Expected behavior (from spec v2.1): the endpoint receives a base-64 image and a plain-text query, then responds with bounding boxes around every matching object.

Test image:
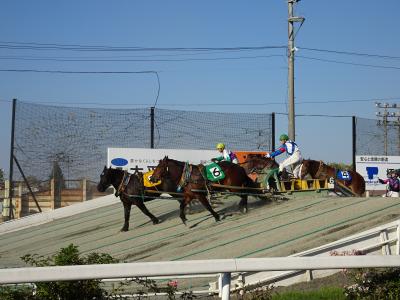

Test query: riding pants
[279,150,303,178]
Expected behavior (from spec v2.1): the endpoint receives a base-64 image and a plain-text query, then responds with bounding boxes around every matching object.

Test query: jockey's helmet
[279,134,289,141]
[216,143,225,150]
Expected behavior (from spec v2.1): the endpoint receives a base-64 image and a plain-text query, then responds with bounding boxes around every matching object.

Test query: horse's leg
[135,200,160,225]
[238,195,248,214]
[121,201,131,232]
[197,194,220,222]
[179,197,189,225]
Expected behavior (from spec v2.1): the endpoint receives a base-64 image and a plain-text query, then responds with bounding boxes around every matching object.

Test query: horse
[300,159,366,196]
[241,154,278,174]
[240,155,288,191]
[150,156,258,224]
[97,166,179,231]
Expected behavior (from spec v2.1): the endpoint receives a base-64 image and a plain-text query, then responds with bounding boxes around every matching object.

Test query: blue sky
[1,0,399,176]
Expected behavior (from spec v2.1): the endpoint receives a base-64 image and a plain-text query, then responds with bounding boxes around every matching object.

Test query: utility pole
[376,102,400,156]
[287,0,304,140]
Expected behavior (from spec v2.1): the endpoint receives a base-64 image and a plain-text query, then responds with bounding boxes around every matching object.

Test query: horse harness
[115,170,145,199]
[177,162,207,188]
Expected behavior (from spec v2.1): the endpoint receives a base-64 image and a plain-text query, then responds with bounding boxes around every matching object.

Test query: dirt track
[1,193,399,269]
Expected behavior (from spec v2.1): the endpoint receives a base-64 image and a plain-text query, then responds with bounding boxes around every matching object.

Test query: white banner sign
[356,155,400,191]
[107,148,217,174]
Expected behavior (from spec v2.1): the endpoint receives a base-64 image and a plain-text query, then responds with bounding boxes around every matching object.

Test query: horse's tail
[359,173,366,195]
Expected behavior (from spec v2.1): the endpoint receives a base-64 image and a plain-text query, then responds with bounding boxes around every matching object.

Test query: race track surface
[1,193,399,269]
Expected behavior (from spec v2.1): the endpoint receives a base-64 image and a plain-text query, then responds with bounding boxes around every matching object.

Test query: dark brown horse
[300,160,365,196]
[241,155,278,174]
[97,166,179,231]
[240,155,289,190]
[150,156,258,224]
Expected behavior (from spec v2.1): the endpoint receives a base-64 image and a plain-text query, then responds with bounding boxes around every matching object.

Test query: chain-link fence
[355,117,400,156]
[12,101,274,183]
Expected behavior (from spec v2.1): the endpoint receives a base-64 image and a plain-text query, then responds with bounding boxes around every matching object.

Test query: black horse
[97,166,179,231]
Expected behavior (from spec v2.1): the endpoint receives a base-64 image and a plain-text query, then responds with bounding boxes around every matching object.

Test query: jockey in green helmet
[212,143,238,164]
[265,133,303,178]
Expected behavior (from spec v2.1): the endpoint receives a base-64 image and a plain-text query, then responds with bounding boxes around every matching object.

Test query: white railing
[1,256,400,300]
[218,220,400,291]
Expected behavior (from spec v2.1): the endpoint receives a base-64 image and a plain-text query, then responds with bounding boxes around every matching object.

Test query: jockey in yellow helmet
[212,143,238,164]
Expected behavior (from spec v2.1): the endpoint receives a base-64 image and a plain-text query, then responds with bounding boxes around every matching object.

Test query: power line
[0,41,286,52]
[0,69,159,74]
[300,47,400,60]
[0,54,285,63]
[10,97,397,107]
[276,112,352,118]
[297,55,400,70]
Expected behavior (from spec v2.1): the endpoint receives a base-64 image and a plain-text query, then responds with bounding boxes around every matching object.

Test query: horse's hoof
[152,219,160,225]
[120,227,129,232]
[215,215,221,222]
[241,207,248,214]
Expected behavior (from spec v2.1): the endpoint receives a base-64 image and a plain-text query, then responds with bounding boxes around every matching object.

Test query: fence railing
[0,256,399,300]
[1,179,112,220]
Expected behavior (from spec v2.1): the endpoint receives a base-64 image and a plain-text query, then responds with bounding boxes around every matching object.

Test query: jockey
[379,170,400,198]
[265,134,303,178]
[212,143,238,164]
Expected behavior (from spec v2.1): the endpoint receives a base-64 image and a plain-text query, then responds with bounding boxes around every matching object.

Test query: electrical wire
[297,55,400,70]
[0,54,285,63]
[0,41,286,52]
[300,47,400,60]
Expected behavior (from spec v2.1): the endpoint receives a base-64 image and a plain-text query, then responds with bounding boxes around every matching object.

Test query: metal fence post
[352,116,356,171]
[271,112,276,151]
[221,272,231,300]
[150,107,155,148]
[8,98,17,219]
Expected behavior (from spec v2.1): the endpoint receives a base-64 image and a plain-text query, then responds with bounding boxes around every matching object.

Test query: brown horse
[150,156,258,224]
[241,155,278,174]
[240,155,290,191]
[97,166,180,231]
[300,160,365,196]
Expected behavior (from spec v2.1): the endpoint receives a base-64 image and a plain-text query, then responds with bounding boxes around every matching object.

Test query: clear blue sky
[1,0,399,176]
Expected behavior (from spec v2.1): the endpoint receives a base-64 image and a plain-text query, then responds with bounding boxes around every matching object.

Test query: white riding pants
[279,150,303,178]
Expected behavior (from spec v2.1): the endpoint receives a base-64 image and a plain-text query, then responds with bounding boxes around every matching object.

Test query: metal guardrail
[1,256,400,300]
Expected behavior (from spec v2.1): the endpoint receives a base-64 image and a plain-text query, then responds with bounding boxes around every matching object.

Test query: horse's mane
[165,157,185,166]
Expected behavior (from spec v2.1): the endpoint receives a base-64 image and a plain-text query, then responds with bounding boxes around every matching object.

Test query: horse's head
[150,156,169,183]
[242,155,277,174]
[300,159,327,179]
[300,159,311,179]
[97,166,113,192]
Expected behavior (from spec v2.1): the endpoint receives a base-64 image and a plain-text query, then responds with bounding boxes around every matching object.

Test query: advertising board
[356,155,400,191]
[107,148,217,174]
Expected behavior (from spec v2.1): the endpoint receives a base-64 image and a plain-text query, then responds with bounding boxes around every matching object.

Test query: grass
[272,286,346,300]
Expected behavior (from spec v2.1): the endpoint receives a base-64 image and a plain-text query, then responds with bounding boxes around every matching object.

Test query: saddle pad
[205,163,225,182]
[143,170,161,187]
[337,170,352,181]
